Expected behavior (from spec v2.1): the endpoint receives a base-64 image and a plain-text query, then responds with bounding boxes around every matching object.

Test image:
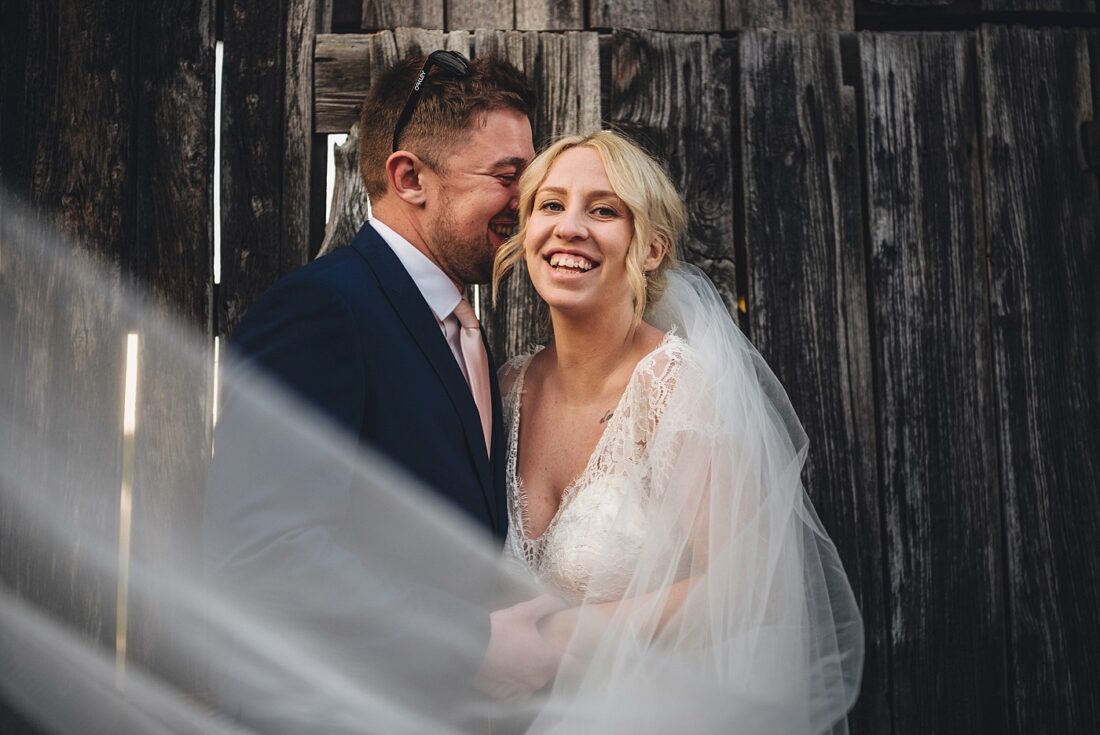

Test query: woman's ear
[385,151,427,205]
[642,236,668,273]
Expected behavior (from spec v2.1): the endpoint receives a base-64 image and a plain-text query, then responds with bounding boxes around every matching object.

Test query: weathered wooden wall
[1,0,1098,733]
[739,30,886,734]
[862,31,1005,733]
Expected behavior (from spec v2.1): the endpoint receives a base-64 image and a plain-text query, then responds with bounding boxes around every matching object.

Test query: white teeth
[549,253,594,271]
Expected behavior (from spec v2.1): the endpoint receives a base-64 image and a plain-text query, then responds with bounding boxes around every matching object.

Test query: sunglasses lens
[432,51,471,76]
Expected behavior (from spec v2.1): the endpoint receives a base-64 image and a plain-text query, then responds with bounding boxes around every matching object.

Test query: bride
[492,130,864,733]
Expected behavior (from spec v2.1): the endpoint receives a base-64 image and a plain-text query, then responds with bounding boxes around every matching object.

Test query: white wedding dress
[502,331,689,605]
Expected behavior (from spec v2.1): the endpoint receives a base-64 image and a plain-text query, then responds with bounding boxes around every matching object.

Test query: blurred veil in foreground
[0,191,863,734]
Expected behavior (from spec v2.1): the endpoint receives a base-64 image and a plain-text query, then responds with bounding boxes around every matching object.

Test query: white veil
[0,196,861,733]
[529,264,864,733]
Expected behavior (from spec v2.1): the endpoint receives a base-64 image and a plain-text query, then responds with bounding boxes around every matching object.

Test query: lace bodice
[501,333,687,604]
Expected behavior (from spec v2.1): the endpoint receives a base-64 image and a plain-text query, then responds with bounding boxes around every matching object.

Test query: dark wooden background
[2,1,1098,733]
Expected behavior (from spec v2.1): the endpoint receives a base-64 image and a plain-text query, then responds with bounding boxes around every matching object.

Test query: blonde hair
[492,130,686,326]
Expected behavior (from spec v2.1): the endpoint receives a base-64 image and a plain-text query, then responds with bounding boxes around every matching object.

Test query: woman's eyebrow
[535,186,621,200]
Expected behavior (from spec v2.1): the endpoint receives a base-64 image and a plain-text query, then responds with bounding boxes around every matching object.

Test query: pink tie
[453,298,492,456]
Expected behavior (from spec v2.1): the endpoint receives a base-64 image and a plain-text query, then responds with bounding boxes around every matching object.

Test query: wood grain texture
[287,1,326,261]
[611,30,738,314]
[740,30,882,735]
[0,0,131,653]
[315,30,471,133]
[516,0,585,29]
[125,0,215,679]
[471,30,600,361]
[317,125,371,257]
[981,0,1094,11]
[590,0,721,32]
[393,27,472,59]
[726,0,853,30]
[315,33,388,134]
[0,0,214,688]
[979,25,1100,733]
[362,0,443,30]
[861,31,1004,735]
[448,0,513,30]
[221,0,328,338]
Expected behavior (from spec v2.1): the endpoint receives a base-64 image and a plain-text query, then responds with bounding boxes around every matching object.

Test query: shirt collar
[370,217,462,322]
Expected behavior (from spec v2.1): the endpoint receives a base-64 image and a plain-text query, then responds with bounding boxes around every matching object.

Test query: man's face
[422,108,534,286]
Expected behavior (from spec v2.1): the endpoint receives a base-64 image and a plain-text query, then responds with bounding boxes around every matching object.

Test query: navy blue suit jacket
[210,220,506,534]
[203,221,506,716]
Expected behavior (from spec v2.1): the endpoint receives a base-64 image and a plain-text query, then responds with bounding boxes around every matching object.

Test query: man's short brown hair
[357,54,536,200]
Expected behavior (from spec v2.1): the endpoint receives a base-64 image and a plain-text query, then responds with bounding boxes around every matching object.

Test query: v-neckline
[508,332,673,543]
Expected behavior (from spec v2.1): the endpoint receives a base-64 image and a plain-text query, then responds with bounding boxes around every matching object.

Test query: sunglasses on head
[391,50,473,153]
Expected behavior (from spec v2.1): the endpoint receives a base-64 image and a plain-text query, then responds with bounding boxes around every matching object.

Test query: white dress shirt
[369,218,472,384]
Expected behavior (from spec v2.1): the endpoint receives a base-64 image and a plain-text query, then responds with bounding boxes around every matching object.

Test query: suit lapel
[351,225,498,530]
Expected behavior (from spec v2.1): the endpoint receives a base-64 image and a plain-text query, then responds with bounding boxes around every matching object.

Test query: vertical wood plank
[288,1,326,260]
[220,0,320,339]
[0,0,133,654]
[590,0,721,32]
[362,0,443,30]
[125,0,215,683]
[516,0,585,29]
[727,0,853,29]
[979,25,1100,733]
[861,30,1005,735]
[472,30,600,361]
[449,0,514,30]
[740,30,884,735]
[611,30,738,314]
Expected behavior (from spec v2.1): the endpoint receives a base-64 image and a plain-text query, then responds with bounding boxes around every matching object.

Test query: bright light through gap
[116,332,140,682]
[214,41,223,285]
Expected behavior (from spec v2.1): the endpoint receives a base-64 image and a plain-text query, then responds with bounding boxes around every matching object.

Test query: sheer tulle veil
[0,191,861,733]
[526,263,864,733]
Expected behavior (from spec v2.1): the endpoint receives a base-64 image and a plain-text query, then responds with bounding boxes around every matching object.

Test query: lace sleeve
[497,352,534,416]
[631,336,706,497]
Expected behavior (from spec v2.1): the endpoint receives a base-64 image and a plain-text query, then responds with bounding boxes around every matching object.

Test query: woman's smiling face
[523,146,637,317]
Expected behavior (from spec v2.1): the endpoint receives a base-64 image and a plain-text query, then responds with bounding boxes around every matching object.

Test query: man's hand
[475,594,567,699]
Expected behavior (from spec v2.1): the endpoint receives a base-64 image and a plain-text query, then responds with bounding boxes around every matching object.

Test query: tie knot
[453,298,480,331]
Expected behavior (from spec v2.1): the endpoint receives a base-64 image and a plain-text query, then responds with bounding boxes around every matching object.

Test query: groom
[204,52,560,717]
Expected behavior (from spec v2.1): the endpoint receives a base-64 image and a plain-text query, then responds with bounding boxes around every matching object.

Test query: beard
[429,197,497,287]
